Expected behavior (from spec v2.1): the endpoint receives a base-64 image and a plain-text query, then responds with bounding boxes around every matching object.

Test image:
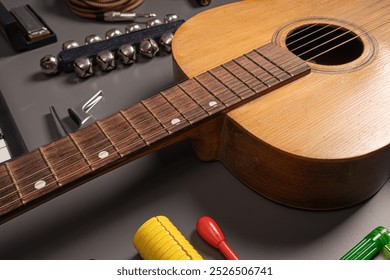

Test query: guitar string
[2,4,389,196]
[292,7,389,59]
[1,5,390,211]
[0,47,306,193]
[1,8,390,206]
[285,0,388,48]
[0,52,310,207]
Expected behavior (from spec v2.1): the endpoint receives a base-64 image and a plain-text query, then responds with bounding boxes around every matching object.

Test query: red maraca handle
[196,216,239,260]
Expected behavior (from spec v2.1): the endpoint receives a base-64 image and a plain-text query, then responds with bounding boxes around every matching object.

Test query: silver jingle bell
[105,28,123,39]
[146,18,163,28]
[74,57,94,78]
[164,14,179,23]
[118,44,136,65]
[139,38,159,58]
[40,54,59,75]
[62,40,80,50]
[125,23,142,33]
[160,32,174,53]
[96,50,116,71]
[85,34,103,45]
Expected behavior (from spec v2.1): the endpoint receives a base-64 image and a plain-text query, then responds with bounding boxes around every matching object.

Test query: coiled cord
[66,0,145,20]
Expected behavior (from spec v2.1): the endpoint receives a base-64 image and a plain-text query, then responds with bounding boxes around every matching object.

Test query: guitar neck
[0,43,310,224]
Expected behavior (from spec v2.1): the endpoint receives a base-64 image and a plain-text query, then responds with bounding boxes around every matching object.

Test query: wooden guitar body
[173,0,390,209]
[1,0,390,224]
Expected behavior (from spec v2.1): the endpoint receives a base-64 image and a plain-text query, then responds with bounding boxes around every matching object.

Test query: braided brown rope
[66,0,145,19]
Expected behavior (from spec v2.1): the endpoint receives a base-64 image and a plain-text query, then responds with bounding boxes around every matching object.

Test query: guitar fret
[98,112,146,156]
[0,164,23,216]
[195,72,241,107]
[222,60,268,93]
[38,148,59,183]
[70,124,121,170]
[142,94,190,134]
[41,136,93,185]
[257,44,309,76]
[121,103,169,145]
[178,78,226,115]
[161,85,208,124]
[95,122,121,154]
[235,55,279,87]
[209,66,255,100]
[246,50,291,81]
[6,150,60,203]
[0,42,311,222]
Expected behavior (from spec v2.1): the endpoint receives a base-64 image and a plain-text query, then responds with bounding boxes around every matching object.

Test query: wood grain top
[173,0,390,159]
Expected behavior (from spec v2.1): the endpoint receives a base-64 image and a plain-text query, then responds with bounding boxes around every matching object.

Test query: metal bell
[139,38,159,58]
[118,44,136,65]
[146,18,162,28]
[96,50,116,71]
[164,14,179,23]
[62,40,80,50]
[40,54,59,75]
[74,57,93,78]
[105,28,122,39]
[85,34,103,45]
[160,32,174,53]
[125,23,142,33]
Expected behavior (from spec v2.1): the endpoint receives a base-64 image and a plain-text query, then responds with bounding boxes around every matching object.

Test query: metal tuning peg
[160,32,174,53]
[40,54,59,75]
[96,50,116,71]
[74,57,94,78]
[85,34,103,45]
[62,40,79,50]
[125,23,142,33]
[139,38,159,58]
[118,44,136,65]
[105,28,123,39]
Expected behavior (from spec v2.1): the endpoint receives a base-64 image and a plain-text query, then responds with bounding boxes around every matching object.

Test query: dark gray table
[0,0,388,260]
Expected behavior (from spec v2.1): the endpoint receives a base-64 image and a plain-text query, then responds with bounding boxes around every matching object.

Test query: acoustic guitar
[0,0,389,224]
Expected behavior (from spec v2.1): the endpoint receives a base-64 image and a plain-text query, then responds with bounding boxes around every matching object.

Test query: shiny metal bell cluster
[40,14,179,79]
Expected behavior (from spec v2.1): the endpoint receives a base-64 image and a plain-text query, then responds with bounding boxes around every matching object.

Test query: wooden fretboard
[0,43,310,223]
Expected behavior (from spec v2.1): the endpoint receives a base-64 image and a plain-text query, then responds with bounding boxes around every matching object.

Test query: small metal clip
[50,90,103,137]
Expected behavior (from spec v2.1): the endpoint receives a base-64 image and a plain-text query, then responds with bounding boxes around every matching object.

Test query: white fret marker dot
[171,118,180,125]
[98,151,109,159]
[209,101,218,107]
[34,180,46,190]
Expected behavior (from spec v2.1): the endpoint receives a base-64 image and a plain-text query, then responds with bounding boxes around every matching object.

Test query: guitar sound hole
[285,24,364,65]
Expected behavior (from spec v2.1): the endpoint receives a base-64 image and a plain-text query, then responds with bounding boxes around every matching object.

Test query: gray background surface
[0,0,389,260]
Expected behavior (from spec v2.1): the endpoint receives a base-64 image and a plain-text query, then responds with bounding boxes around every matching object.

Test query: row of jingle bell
[40,14,179,78]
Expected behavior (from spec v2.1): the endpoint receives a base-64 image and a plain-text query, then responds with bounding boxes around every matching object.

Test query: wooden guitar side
[173,0,390,209]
